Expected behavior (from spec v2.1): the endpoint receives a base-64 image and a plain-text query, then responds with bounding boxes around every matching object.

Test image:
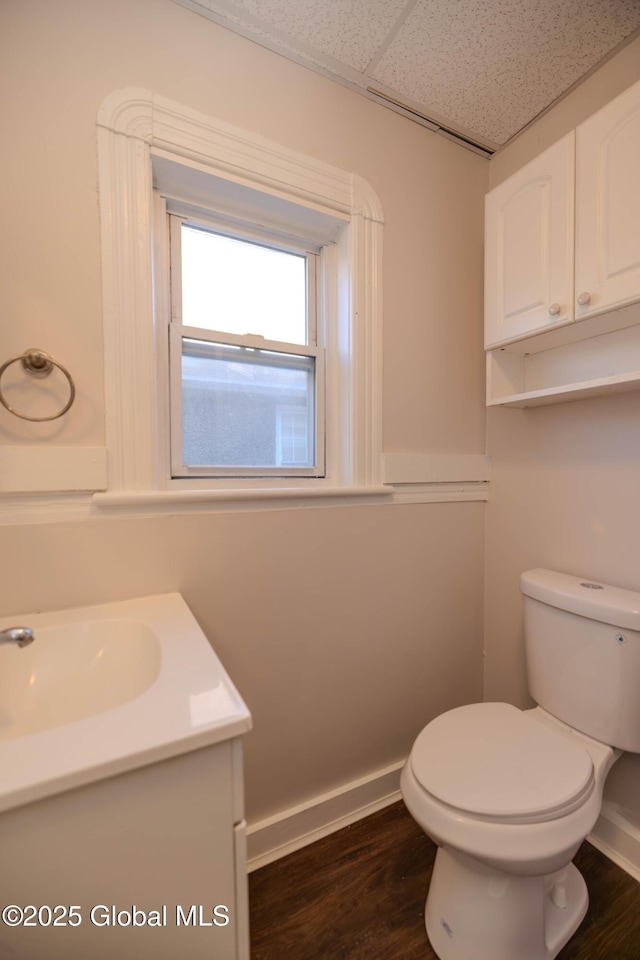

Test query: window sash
[168,210,325,479]
[169,324,325,478]
[169,214,319,346]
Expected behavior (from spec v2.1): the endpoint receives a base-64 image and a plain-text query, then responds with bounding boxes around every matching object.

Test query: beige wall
[0,0,487,823]
[485,35,640,837]
[0,504,484,820]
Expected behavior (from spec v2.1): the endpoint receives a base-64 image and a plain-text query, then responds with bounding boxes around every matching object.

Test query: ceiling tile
[369,0,640,144]
[210,0,410,71]
[173,0,640,151]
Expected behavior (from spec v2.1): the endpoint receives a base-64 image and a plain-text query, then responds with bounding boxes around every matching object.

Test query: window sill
[0,478,487,527]
[92,485,392,513]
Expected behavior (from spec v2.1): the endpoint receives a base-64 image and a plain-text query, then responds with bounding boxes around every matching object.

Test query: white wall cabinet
[485,133,574,350]
[485,77,640,407]
[576,80,640,320]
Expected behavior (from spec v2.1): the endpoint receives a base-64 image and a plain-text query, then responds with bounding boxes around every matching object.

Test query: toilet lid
[410,703,594,823]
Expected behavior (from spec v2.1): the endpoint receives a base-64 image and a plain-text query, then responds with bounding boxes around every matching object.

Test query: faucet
[0,627,34,647]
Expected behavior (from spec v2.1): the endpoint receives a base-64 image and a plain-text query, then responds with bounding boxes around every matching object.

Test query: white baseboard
[247,766,640,884]
[588,801,640,883]
[246,760,404,872]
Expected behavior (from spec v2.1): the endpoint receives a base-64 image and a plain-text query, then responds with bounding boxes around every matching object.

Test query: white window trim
[94,87,387,510]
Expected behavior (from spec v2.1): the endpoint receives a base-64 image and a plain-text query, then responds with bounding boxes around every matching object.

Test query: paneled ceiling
[171,0,640,155]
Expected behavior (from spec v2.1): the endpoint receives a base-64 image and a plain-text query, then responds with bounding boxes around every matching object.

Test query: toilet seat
[409,703,595,824]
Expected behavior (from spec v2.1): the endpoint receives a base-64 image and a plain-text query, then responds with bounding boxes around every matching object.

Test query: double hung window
[95,89,383,509]
[169,216,324,478]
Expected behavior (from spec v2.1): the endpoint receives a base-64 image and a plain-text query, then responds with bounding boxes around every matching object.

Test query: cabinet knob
[548,303,561,316]
[577,292,591,306]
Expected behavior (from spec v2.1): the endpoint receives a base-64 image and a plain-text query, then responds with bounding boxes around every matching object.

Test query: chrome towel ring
[0,349,76,422]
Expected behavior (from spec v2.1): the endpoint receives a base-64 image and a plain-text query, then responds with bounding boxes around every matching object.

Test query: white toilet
[401,568,640,960]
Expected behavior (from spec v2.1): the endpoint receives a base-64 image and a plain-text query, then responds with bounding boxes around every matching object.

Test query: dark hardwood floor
[249,801,640,960]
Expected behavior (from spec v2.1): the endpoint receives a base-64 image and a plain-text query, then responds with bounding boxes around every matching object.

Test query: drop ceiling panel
[172,0,640,151]
[370,0,640,146]
[222,0,410,71]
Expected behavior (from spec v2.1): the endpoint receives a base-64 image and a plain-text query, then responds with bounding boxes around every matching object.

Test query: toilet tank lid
[520,569,640,631]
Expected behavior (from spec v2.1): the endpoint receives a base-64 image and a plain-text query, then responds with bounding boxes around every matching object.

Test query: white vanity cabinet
[485,77,640,407]
[0,593,253,960]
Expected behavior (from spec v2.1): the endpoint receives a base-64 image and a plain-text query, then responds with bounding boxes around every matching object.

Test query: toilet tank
[521,569,640,753]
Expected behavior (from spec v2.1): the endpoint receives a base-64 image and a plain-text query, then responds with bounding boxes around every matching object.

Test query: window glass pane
[181,225,307,344]
[181,338,315,469]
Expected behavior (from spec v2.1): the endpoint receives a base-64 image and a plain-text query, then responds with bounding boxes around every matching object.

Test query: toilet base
[425,846,588,960]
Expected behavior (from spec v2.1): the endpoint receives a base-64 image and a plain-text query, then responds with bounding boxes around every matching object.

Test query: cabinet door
[485,133,574,349]
[576,78,640,319]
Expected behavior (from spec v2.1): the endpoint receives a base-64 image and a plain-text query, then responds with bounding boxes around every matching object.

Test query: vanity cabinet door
[576,78,640,320]
[485,132,574,349]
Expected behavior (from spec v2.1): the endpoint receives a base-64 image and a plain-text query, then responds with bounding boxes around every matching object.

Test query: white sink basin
[0,620,161,740]
[0,594,251,814]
